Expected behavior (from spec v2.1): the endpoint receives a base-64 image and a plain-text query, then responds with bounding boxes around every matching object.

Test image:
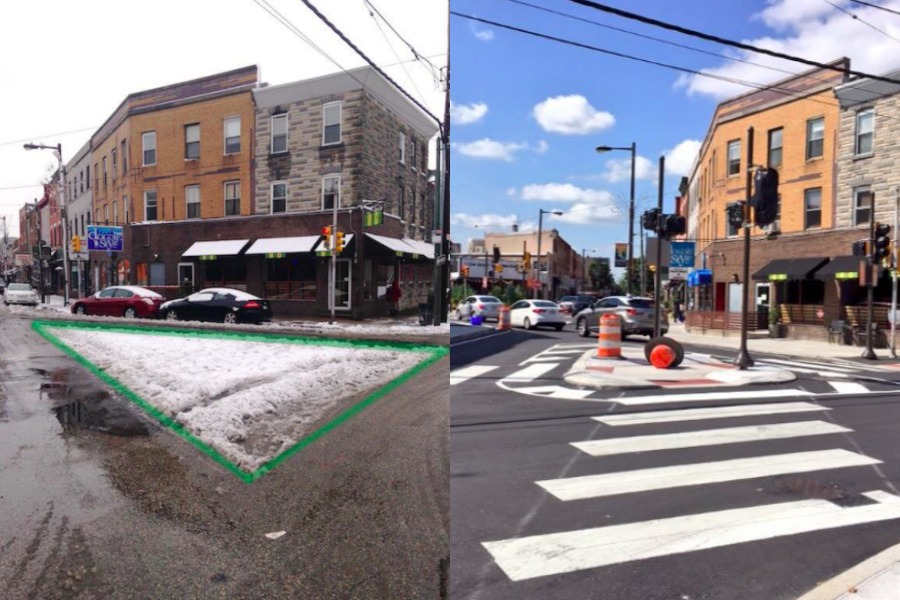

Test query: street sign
[433,229,443,243]
[436,254,447,265]
[669,267,689,279]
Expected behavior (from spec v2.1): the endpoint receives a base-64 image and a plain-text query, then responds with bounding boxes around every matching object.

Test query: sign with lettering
[87,225,124,252]
[669,241,696,269]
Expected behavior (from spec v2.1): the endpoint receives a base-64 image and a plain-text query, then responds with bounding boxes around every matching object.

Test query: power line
[361,0,442,77]
[0,127,96,149]
[566,0,900,86]
[360,0,430,106]
[848,0,900,17]
[0,184,44,192]
[822,0,900,45]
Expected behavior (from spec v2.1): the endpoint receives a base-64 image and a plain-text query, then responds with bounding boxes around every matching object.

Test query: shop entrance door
[332,259,351,311]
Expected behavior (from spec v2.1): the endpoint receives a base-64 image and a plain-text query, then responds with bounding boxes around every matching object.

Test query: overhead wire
[848,0,900,17]
[361,0,442,79]
[821,0,900,45]
[0,127,96,149]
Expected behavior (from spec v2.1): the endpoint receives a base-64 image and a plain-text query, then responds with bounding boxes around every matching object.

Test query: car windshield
[8,284,31,291]
[627,299,654,309]
[533,301,557,308]
[559,296,577,302]
[480,297,501,303]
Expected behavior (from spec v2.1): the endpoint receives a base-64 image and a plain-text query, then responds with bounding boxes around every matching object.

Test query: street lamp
[24,142,70,306]
[536,209,563,299]
[596,142,636,295]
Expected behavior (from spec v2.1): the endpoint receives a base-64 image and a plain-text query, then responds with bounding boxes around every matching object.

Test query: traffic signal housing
[321,225,333,251]
[852,239,869,257]
[523,251,532,271]
[665,214,686,237]
[72,235,81,253]
[874,223,891,262]
[642,208,661,231]
[751,167,779,227]
[493,245,501,264]
[727,201,746,229]
[335,231,346,253]
[461,264,470,278]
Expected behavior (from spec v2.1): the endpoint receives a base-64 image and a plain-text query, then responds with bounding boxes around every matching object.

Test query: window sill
[805,155,823,163]
[223,152,240,157]
[184,158,199,162]
[142,164,156,168]
[853,152,874,161]
[269,151,289,156]
[320,142,343,149]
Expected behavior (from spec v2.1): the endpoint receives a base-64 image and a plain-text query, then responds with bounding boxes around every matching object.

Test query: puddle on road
[42,368,153,437]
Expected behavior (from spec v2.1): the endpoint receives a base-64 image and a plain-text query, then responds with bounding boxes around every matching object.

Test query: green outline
[32,320,447,484]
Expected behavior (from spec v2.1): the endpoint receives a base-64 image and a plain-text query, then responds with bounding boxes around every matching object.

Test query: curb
[796,543,900,599]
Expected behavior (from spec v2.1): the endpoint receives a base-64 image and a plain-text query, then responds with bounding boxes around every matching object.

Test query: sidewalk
[797,543,900,599]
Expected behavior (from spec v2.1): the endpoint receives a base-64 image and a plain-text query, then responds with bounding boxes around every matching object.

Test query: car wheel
[223,312,238,324]
[75,304,86,315]
[165,310,179,321]
[523,317,533,330]
[123,307,136,319]
[577,318,589,337]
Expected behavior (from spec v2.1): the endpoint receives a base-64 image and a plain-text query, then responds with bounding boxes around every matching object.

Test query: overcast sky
[0,0,448,240]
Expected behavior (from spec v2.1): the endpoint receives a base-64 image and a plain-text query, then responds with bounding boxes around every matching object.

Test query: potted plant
[768,303,783,338]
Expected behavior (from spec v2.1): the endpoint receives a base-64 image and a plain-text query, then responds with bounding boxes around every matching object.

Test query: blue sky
[449,0,900,274]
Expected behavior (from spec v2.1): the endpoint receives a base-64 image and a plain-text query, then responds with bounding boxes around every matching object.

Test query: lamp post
[24,142,69,306]
[536,209,563,299]
[596,142,636,295]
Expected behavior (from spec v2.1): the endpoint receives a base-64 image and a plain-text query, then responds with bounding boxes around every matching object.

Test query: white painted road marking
[537,449,880,501]
[759,358,856,373]
[483,490,900,581]
[450,365,499,386]
[502,363,559,383]
[508,385,596,400]
[572,421,851,456]
[593,402,830,426]
[616,388,812,406]
[827,381,870,394]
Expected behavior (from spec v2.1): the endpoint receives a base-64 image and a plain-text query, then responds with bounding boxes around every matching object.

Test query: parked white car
[4,283,39,306]
[508,299,566,331]
[456,295,503,322]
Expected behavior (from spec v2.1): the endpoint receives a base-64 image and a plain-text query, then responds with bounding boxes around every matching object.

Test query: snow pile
[45,327,430,472]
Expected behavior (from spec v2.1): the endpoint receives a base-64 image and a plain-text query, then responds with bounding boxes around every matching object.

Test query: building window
[103,204,109,224]
[726,203,739,237]
[185,124,200,160]
[399,132,406,163]
[271,114,287,154]
[86,166,90,190]
[186,185,201,219]
[322,175,340,210]
[123,195,129,224]
[102,156,108,187]
[224,117,241,154]
[804,188,821,229]
[856,109,874,156]
[323,101,341,145]
[271,182,287,213]
[854,186,873,226]
[113,200,118,225]
[767,128,782,168]
[112,148,117,179]
[224,181,240,216]
[727,140,741,176]
[142,132,156,166]
[121,140,127,173]
[398,184,405,220]
[806,117,824,160]
[411,139,418,171]
[144,190,158,221]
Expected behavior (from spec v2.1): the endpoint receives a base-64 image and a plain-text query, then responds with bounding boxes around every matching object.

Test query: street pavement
[451,324,900,600]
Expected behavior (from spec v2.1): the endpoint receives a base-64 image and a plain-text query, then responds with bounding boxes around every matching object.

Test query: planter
[768,323,783,338]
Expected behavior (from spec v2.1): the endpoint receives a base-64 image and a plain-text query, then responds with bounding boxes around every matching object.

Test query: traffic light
[852,239,868,257]
[648,263,656,273]
[72,235,81,253]
[493,245,501,264]
[494,263,503,273]
[461,265,470,278]
[727,201,746,229]
[523,251,532,271]
[321,225,332,251]
[874,223,891,262]
[751,167,779,227]
[642,208,661,231]
[664,214,686,237]
[335,231,346,253]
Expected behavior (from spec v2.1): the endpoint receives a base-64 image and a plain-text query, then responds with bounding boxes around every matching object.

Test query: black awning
[814,255,863,280]
[752,257,829,281]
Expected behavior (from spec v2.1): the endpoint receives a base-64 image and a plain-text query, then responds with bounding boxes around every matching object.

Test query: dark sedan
[159,287,272,324]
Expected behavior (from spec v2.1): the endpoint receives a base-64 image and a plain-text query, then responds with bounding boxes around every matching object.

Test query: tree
[590,259,615,293]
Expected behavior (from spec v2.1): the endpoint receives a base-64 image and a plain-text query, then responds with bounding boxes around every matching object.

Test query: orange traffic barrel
[597,313,622,359]
[497,305,511,331]
[649,343,677,368]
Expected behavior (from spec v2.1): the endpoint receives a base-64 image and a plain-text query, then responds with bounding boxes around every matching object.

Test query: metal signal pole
[735,126,755,370]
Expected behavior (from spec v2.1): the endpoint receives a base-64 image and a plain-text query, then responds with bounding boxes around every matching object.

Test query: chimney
[512,223,519,232]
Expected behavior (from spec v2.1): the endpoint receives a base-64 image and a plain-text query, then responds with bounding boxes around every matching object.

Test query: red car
[71,285,164,319]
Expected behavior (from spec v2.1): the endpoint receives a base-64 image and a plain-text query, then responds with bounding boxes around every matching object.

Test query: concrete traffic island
[563,345,797,390]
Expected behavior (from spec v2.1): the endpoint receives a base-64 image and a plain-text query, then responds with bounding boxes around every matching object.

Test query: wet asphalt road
[0,314,449,599]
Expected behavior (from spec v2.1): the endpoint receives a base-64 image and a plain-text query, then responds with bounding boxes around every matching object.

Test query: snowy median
[34,321,445,482]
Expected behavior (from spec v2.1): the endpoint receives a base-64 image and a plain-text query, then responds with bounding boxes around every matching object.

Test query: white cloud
[450,101,488,125]
[506,187,518,197]
[532,95,615,135]
[451,213,525,231]
[664,139,702,177]
[678,0,900,99]
[456,139,548,161]
[519,183,623,224]
[600,155,656,183]
[470,22,494,41]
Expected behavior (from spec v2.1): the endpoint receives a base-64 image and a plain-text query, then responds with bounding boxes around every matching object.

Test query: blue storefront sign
[670,241,696,269]
[87,225,124,252]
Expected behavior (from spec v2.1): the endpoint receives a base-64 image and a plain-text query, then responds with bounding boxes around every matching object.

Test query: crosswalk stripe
[759,358,856,373]
[616,388,812,406]
[450,365,499,386]
[753,360,849,377]
[509,385,596,400]
[537,449,880,501]
[593,402,830,426]
[828,381,870,394]
[572,421,851,456]
[502,363,559,383]
[483,490,900,581]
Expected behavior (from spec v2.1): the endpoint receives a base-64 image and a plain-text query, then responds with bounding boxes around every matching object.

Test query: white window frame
[113,200,118,225]
[854,186,873,226]
[271,181,287,214]
[224,180,240,216]
[185,123,200,160]
[123,195,129,224]
[322,175,341,210]
[142,131,157,166]
[804,188,821,230]
[727,139,741,176]
[399,132,406,164]
[186,185,201,219]
[806,117,824,160]
[855,108,875,156]
[224,117,241,155]
[112,148,117,179]
[322,101,342,146]
[271,114,287,154]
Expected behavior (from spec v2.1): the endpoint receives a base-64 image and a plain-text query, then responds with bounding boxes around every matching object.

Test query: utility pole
[735,127,755,370]
[653,157,664,339]
[863,190,878,360]
[892,186,899,358]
